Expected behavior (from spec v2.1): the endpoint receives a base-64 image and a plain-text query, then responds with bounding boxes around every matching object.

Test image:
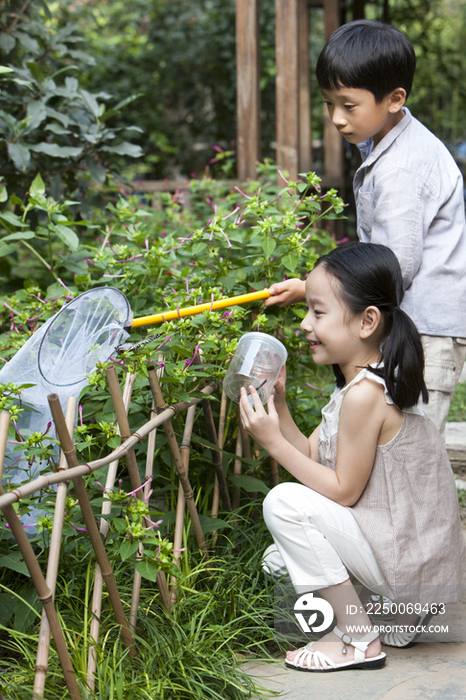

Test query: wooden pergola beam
[235,0,343,188]
[236,0,261,181]
[275,0,300,179]
[323,0,343,179]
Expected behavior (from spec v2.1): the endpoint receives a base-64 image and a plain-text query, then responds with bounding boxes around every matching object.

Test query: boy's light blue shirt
[354,107,466,337]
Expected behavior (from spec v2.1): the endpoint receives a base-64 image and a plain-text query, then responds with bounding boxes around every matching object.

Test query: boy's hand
[263,279,306,307]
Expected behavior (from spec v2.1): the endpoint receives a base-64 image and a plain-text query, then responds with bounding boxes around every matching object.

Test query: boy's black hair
[314,242,428,410]
[316,20,416,103]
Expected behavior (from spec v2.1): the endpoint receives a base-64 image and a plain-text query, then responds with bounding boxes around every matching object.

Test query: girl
[239,242,466,672]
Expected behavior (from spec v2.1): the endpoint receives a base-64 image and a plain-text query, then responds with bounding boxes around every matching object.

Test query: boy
[265,19,466,438]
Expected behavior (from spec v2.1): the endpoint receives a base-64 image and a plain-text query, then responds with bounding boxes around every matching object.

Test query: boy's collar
[356,107,412,166]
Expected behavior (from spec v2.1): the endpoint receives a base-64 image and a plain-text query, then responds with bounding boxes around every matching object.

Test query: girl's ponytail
[315,242,428,410]
[375,306,428,409]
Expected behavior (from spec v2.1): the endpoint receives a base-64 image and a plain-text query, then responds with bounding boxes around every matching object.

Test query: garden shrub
[0,164,345,697]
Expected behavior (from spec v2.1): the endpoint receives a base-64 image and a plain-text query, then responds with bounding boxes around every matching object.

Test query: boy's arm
[263,278,306,307]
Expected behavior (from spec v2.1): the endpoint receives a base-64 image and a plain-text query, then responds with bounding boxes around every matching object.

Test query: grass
[448,381,466,422]
[0,505,283,700]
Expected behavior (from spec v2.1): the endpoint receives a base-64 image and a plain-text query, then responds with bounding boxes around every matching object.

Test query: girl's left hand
[239,385,282,450]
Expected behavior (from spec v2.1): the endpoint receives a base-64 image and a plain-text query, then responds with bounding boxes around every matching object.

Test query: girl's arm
[268,364,321,460]
[269,364,315,457]
[240,380,386,506]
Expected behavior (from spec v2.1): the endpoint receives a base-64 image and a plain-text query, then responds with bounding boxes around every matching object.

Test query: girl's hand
[263,278,306,307]
[273,364,287,405]
[239,386,283,451]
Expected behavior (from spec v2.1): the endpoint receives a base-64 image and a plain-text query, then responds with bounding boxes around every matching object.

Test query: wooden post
[276,0,300,180]
[236,0,261,181]
[298,0,312,173]
[323,0,343,180]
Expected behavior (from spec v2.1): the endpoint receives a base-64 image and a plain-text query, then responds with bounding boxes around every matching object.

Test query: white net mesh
[0,287,132,525]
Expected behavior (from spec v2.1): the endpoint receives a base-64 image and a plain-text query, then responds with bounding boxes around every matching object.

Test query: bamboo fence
[0,364,279,697]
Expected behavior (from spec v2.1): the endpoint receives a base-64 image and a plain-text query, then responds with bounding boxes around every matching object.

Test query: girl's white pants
[263,482,388,596]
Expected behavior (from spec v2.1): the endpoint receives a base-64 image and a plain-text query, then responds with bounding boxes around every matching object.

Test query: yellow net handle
[131,289,271,328]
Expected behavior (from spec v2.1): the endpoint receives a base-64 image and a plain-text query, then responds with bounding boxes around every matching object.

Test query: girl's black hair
[314,242,428,410]
[316,20,416,103]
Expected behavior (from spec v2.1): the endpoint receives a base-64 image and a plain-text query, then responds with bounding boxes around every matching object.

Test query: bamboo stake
[210,390,227,521]
[47,394,136,657]
[130,362,166,629]
[0,412,82,700]
[239,420,252,461]
[87,372,136,692]
[147,368,209,557]
[128,398,156,630]
[170,404,197,605]
[232,429,243,511]
[0,386,216,511]
[201,398,232,511]
[105,365,171,612]
[270,458,280,487]
[34,398,77,699]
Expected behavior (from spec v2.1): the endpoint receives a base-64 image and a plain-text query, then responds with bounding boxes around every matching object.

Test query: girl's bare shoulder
[341,377,403,443]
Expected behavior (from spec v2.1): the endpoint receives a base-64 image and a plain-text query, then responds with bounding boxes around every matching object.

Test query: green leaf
[0,242,17,257]
[14,30,40,53]
[0,35,16,54]
[52,224,79,251]
[0,210,27,227]
[0,185,7,202]
[119,539,140,562]
[26,62,45,83]
[230,474,270,496]
[13,586,40,633]
[80,89,100,118]
[7,142,31,170]
[0,63,14,73]
[282,252,300,272]
[191,242,207,255]
[261,236,276,257]
[29,172,45,197]
[1,230,36,242]
[0,592,16,625]
[45,107,70,127]
[25,100,47,131]
[101,142,143,157]
[29,143,83,158]
[0,551,30,577]
[198,515,233,534]
[135,558,160,582]
[86,156,107,185]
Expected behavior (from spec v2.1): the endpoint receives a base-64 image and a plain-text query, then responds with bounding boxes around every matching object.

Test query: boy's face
[321,86,405,146]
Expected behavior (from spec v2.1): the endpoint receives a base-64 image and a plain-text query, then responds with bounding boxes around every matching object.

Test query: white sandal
[285,626,387,672]
[380,612,435,648]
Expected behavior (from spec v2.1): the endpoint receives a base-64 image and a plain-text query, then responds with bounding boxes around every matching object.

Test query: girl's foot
[286,628,384,671]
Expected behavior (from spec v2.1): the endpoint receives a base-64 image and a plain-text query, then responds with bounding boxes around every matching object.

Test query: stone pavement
[245,641,466,699]
[243,532,466,699]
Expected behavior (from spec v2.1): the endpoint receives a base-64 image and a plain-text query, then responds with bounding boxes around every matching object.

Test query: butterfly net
[0,287,132,525]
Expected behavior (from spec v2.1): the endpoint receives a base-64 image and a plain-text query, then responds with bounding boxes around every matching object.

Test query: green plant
[0,164,344,697]
[0,0,142,212]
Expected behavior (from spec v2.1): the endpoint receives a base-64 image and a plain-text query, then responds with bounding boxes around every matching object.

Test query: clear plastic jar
[223,332,287,404]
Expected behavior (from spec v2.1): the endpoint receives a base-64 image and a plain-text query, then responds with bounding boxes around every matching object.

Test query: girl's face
[300,265,366,373]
